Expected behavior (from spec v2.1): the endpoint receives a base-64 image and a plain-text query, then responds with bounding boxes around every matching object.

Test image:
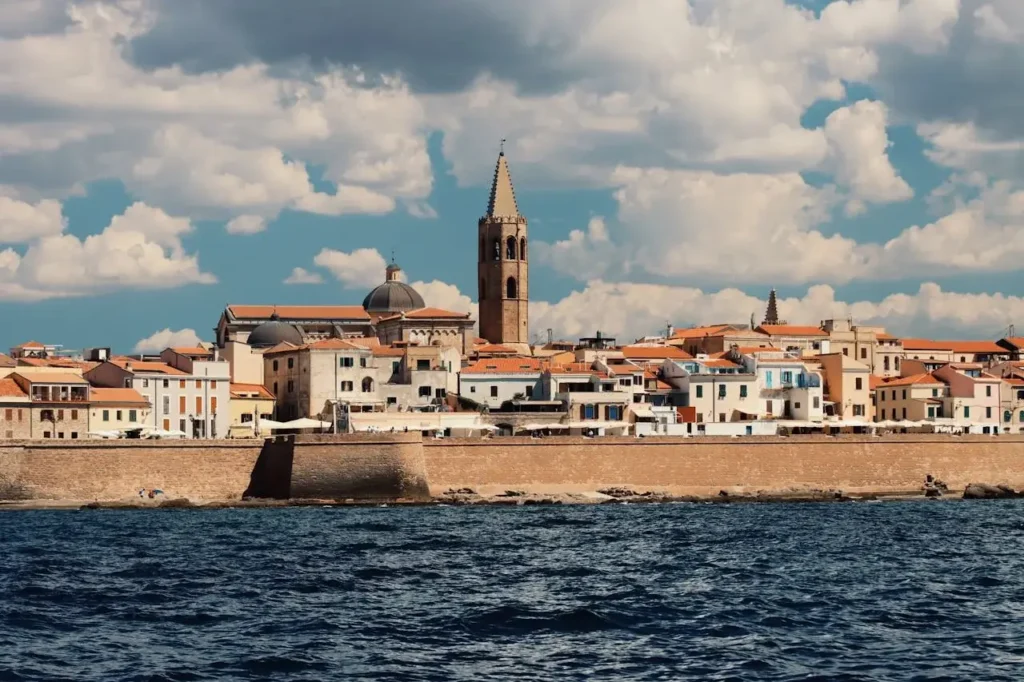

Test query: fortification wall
[0,433,428,502]
[421,435,1024,496]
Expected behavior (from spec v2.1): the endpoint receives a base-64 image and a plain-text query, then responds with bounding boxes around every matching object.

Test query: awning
[630,406,655,419]
[518,423,569,431]
[567,421,630,429]
[277,418,332,430]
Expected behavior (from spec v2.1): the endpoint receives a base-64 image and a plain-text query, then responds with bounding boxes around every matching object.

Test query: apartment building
[814,353,872,421]
[88,388,151,433]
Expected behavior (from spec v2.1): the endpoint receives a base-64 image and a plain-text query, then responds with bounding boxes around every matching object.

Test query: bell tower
[478,147,528,344]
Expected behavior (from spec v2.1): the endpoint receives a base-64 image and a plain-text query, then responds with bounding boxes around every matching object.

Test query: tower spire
[763,288,785,326]
[486,144,519,218]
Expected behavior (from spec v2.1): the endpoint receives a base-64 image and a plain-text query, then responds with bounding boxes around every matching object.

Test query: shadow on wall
[243,436,294,500]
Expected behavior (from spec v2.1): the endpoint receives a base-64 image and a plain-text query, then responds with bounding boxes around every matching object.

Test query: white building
[86,354,231,438]
[458,358,545,409]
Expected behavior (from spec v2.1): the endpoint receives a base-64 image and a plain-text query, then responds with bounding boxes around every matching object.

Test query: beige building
[478,150,529,345]
[875,373,947,422]
[932,364,1001,431]
[228,383,276,437]
[89,388,151,434]
[376,308,476,356]
[8,371,90,439]
[999,376,1024,433]
[821,318,904,377]
[668,325,771,356]
[0,376,30,439]
[756,325,829,356]
[816,353,872,420]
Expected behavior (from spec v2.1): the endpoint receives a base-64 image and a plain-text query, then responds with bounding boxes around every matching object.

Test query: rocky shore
[2,480,1023,511]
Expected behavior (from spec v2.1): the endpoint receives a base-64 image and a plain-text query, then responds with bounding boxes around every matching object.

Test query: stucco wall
[421,435,1024,496]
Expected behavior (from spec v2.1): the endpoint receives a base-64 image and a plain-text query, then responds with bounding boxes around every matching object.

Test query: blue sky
[1,0,1023,352]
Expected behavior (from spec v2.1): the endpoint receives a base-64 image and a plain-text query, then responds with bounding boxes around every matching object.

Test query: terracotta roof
[670,325,733,339]
[12,371,88,385]
[474,337,489,345]
[883,373,944,387]
[109,359,187,375]
[946,341,1007,354]
[656,380,673,390]
[260,342,300,356]
[13,341,45,349]
[1004,378,1024,387]
[16,357,96,370]
[304,338,365,351]
[230,383,275,399]
[474,344,517,354]
[620,345,692,360]
[404,307,471,319]
[698,359,741,369]
[869,375,885,390]
[0,377,28,398]
[0,353,16,368]
[733,346,783,354]
[900,339,952,351]
[756,325,828,337]
[876,333,898,341]
[170,346,212,356]
[547,362,599,375]
[90,388,149,405]
[461,358,545,375]
[227,305,370,321]
[343,337,382,349]
[372,346,407,357]
[1001,337,1024,349]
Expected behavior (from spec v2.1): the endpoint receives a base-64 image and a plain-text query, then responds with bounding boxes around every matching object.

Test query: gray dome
[362,280,425,314]
[248,313,303,348]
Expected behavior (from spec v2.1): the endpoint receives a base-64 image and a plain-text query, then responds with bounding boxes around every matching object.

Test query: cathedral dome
[247,312,303,348]
[362,262,425,314]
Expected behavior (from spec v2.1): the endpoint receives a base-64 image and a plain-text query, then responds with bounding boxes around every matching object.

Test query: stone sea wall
[1,434,1023,503]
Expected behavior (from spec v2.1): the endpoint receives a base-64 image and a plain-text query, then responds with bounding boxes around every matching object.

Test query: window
[928,407,935,419]
[43,431,50,439]
[57,432,64,439]
[287,380,294,394]
[1004,411,1012,423]
[71,432,78,439]
[695,385,703,398]
[241,413,253,423]
[782,371,792,384]
[2,409,9,421]
[490,386,498,398]
[102,410,110,422]
[196,397,203,414]
[4,431,10,439]
[607,406,621,421]
[163,379,169,388]
[986,406,992,419]
[115,410,121,421]
[584,404,596,420]
[387,397,397,406]
[470,386,476,393]
[361,377,374,393]
[525,385,534,398]
[17,410,22,422]
[633,375,642,386]
[392,361,401,373]
[506,236,517,260]
[932,388,938,397]
[70,409,77,420]
[718,384,726,398]
[492,238,500,261]
[855,377,863,390]
[718,412,726,422]
[179,419,186,433]
[417,359,430,370]
[842,348,848,356]
[879,392,884,402]
[813,397,820,408]
[902,389,907,400]
[360,357,367,368]
[901,407,906,419]
[479,235,485,261]
[961,356,967,363]
[1020,410,1024,422]
[179,396,186,413]
[860,348,867,359]
[964,406,970,418]
[520,237,526,260]
[340,357,354,368]
[794,402,801,409]
[619,378,632,387]
[211,381,217,389]
[479,277,487,301]
[883,356,890,371]
[273,360,279,372]
[142,379,149,388]
[180,379,186,388]
[195,380,202,389]
[211,397,217,414]
[129,410,137,422]
[895,358,900,370]
[57,409,64,420]
[419,386,431,397]
[340,381,353,392]
[287,358,294,370]
[506,276,517,299]
[273,382,278,395]
[881,409,886,420]
[986,385,992,397]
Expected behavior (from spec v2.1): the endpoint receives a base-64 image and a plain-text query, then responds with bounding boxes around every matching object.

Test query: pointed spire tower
[478,144,529,344]
[762,288,786,326]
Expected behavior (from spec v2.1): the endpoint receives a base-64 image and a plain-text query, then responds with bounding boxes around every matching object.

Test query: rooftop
[227,305,370,322]
[230,383,275,399]
[109,358,187,375]
[756,324,828,337]
[620,345,692,360]
[90,388,149,405]
[883,373,943,387]
[0,377,28,398]
[462,358,545,375]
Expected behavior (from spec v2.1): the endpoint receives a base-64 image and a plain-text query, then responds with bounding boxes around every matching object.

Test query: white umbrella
[277,418,332,430]
[87,430,120,439]
[256,419,286,429]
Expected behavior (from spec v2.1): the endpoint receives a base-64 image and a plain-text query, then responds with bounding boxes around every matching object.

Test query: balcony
[30,387,89,402]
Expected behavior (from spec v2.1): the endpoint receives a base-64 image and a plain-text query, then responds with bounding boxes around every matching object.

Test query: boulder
[963,483,1022,500]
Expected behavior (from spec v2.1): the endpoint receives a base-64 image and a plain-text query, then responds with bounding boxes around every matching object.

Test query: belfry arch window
[520,237,526,260]
[479,236,485,261]
[361,377,374,393]
[506,276,517,299]
[506,236,517,260]
[492,238,501,261]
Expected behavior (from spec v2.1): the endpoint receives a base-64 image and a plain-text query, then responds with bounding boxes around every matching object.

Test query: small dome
[362,280,425,314]
[248,312,303,348]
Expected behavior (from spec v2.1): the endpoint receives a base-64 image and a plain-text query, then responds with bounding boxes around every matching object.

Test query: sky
[1,0,1023,353]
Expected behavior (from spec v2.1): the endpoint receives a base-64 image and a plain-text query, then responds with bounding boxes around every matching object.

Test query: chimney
[666,324,674,338]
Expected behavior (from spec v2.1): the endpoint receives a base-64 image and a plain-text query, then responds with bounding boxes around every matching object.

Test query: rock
[158,498,193,508]
[924,487,942,498]
[500,490,526,497]
[597,487,639,498]
[963,483,1022,500]
[718,490,730,498]
[79,501,101,510]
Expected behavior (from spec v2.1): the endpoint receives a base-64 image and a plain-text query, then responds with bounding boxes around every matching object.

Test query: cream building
[228,383,276,438]
[932,364,1001,432]
[755,325,829,356]
[459,358,546,409]
[7,371,90,439]
[660,358,759,423]
[815,353,872,421]
[875,373,947,422]
[88,388,150,434]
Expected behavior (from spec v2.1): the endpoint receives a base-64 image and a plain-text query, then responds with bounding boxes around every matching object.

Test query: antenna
[500,138,506,155]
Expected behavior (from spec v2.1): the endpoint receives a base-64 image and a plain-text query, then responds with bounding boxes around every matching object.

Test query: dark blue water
[2,502,1023,681]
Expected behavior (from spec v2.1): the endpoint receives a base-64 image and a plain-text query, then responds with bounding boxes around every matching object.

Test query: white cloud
[410,279,477,316]
[533,216,618,280]
[0,201,215,300]
[283,267,323,285]
[225,215,267,235]
[0,195,66,243]
[313,247,387,288]
[133,328,204,354]
[823,100,912,207]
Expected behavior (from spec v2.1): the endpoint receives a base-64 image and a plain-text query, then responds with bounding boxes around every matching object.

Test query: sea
[1,501,1023,681]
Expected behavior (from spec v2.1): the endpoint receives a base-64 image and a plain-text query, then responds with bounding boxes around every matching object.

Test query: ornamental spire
[763,288,786,325]
[486,142,519,218]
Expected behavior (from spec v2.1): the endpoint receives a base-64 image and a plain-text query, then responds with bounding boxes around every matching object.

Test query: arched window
[883,356,890,371]
[479,278,486,300]
[894,357,900,370]
[506,236,517,260]
[479,236,485,261]
[520,237,526,260]
[492,238,501,261]
[1004,410,1012,423]
[506,276,517,299]
[361,377,374,393]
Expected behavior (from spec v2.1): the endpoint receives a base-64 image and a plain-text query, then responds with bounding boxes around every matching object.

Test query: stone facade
[478,151,529,344]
